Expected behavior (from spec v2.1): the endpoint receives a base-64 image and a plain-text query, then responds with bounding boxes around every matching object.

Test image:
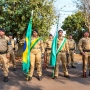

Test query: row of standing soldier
[44,30,90,79]
[0,28,90,82]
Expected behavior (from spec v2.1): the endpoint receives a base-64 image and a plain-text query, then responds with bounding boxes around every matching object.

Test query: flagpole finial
[31,10,34,17]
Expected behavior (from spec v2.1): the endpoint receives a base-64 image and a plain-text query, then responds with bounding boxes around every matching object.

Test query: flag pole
[52,15,60,77]
[25,10,34,81]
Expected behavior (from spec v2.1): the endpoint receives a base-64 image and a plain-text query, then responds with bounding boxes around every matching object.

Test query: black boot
[64,75,70,78]
[89,70,90,76]
[13,68,16,71]
[53,76,57,79]
[27,76,32,81]
[67,65,70,69]
[38,76,42,81]
[83,71,85,78]
[46,66,48,69]
[4,76,8,82]
[83,71,87,78]
[85,72,87,78]
[71,65,76,68]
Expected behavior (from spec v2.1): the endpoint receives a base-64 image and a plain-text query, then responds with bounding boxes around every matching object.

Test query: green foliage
[74,0,90,32]
[61,11,88,42]
[0,0,56,39]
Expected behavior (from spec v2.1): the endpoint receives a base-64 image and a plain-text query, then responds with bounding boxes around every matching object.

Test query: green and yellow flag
[22,17,32,74]
[50,16,59,67]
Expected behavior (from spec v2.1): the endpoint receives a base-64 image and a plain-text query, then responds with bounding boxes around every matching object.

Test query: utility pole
[56,15,60,31]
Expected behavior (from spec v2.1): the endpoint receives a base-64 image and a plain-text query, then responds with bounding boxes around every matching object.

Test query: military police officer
[45,34,53,68]
[27,29,44,81]
[0,28,10,82]
[67,34,76,69]
[8,33,18,71]
[78,31,90,78]
[53,30,70,79]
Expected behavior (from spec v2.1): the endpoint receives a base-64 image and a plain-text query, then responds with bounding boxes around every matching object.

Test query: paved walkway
[0,62,90,90]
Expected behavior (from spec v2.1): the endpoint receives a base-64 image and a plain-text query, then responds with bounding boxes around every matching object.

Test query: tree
[74,0,90,33]
[0,0,56,39]
[61,11,88,42]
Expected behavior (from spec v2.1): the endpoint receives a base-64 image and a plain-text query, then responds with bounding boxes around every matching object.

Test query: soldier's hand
[41,53,44,59]
[6,54,10,58]
[81,51,85,56]
[15,51,17,55]
[74,50,76,53]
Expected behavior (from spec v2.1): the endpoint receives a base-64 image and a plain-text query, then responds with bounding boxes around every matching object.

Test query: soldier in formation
[27,29,44,81]
[8,33,18,71]
[0,28,10,82]
[78,31,90,78]
[67,34,76,69]
[45,34,53,68]
[53,30,70,79]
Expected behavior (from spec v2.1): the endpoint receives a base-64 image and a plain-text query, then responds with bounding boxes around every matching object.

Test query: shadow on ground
[42,63,90,85]
[0,53,90,90]
[0,66,42,90]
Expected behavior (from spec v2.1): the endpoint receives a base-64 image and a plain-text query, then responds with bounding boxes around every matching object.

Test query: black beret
[33,29,38,33]
[49,34,52,36]
[8,33,13,36]
[0,28,5,32]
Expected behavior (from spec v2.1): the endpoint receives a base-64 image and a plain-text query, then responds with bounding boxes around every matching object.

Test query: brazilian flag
[22,17,32,74]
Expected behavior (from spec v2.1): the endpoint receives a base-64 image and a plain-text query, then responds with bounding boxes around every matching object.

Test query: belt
[59,50,66,53]
[83,50,90,52]
[70,48,74,50]
[33,47,41,49]
[46,48,51,50]
[0,51,7,54]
